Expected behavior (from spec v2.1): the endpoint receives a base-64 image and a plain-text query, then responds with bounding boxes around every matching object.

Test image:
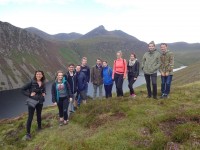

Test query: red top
[112,58,127,78]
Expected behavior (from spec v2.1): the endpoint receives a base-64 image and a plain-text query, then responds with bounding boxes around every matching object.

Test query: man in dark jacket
[66,64,77,112]
[76,65,87,105]
[91,58,103,99]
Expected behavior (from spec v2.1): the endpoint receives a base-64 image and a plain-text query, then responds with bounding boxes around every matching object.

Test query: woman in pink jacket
[112,51,127,97]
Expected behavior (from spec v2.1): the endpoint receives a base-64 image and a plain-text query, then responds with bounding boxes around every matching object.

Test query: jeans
[114,73,124,97]
[128,75,136,95]
[161,75,173,95]
[144,73,157,98]
[93,84,103,98]
[104,84,113,98]
[26,103,43,134]
[57,97,69,121]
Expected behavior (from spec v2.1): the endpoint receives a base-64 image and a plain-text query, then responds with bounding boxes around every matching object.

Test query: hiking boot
[146,96,151,98]
[25,133,31,140]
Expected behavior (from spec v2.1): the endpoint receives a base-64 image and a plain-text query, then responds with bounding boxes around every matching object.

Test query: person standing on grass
[66,64,77,112]
[112,51,127,97]
[78,57,90,105]
[102,60,113,98]
[91,58,103,99]
[52,70,72,126]
[127,53,140,98]
[160,43,174,99]
[21,70,46,140]
[76,65,87,105]
[142,41,161,99]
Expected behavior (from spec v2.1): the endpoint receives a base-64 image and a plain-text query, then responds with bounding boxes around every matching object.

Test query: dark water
[0,76,146,119]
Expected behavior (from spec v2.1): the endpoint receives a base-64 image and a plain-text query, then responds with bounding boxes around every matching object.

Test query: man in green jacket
[159,43,174,99]
[142,41,161,99]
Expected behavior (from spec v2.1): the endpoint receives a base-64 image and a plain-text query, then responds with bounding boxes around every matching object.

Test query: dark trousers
[26,103,43,134]
[144,73,157,98]
[161,75,173,95]
[104,84,113,98]
[57,97,69,121]
[128,75,136,95]
[78,84,88,106]
[114,73,124,97]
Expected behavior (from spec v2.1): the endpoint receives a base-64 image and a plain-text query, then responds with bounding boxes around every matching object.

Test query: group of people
[21,41,174,140]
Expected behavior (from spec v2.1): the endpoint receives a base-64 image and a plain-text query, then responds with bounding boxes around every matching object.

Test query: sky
[0,0,200,43]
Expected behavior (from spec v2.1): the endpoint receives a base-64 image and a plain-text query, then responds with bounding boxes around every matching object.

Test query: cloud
[0,0,74,5]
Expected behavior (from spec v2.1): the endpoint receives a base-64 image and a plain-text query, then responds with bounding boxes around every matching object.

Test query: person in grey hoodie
[142,41,161,99]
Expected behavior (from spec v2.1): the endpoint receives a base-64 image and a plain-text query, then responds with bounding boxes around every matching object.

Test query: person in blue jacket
[102,61,113,98]
[76,65,87,105]
[52,70,72,126]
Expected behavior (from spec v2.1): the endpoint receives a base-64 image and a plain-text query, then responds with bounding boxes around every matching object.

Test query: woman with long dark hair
[21,70,46,140]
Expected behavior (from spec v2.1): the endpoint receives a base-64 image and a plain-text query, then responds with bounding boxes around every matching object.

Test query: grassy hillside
[0,62,200,150]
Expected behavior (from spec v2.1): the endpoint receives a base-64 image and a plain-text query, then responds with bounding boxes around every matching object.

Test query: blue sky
[0,0,200,43]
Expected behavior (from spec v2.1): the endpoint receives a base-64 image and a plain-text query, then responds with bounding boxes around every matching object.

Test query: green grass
[0,62,200,150]
[59,48,80,65]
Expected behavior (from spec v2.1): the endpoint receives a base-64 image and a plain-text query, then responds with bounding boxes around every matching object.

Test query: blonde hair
[116,50,122,55]
[55,70,64,81]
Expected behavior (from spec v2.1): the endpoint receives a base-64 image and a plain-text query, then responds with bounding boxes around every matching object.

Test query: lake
[0,66,186,119]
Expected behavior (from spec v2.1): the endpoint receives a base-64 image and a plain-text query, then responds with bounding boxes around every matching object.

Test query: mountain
[1,21,200,91]
[0,21,80,91]
[24,27,54,41]
[25,27,82,41]
[53,32,82,41]
[167,42,200,51]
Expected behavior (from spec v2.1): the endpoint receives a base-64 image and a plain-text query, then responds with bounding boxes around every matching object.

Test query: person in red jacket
[112,51,127,97]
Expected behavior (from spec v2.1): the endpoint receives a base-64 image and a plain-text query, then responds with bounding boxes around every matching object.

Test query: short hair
[102,60,107,63]
[130,52,137,58]
[82,57,87,61]
[96,58,102,61]
[76,65,81,67]
[160,43,168,47]
[149,41,155,46]
[68,63,75,67]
